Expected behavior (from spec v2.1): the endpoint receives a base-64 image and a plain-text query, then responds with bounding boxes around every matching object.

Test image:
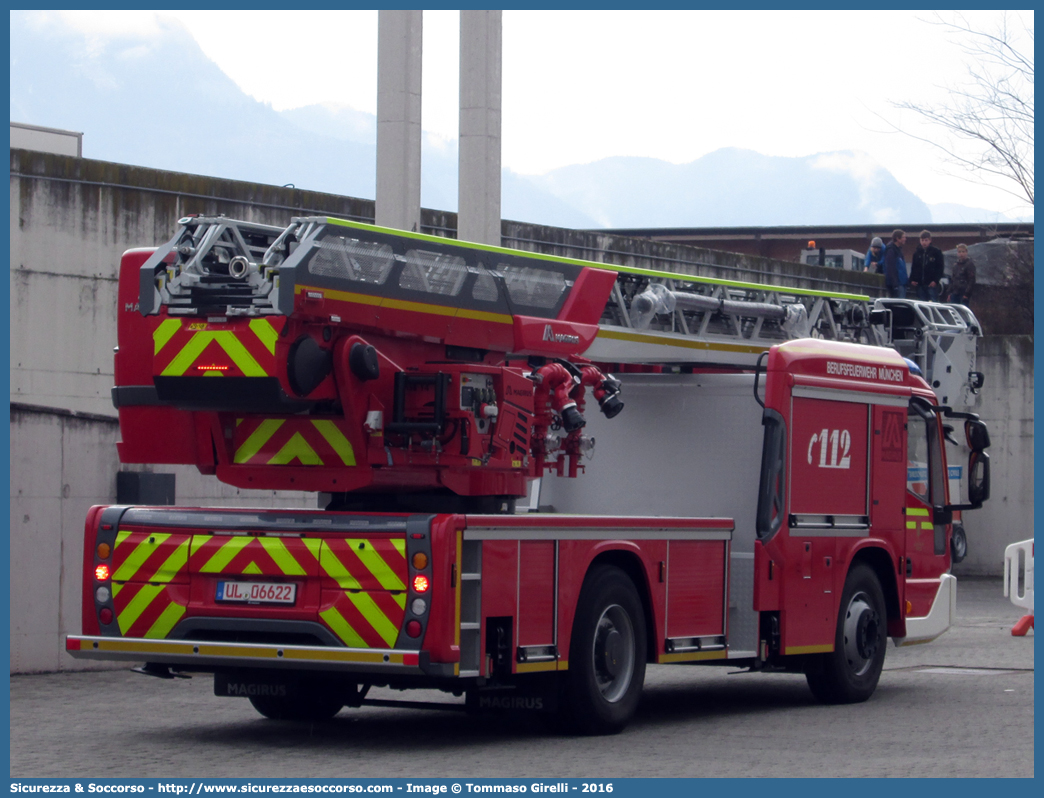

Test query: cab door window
[907,401,948,558]
[907,402,945,506]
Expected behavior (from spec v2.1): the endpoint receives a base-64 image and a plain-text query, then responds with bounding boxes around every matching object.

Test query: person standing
[883,229,908,298]
[910,229,945,302]
[949,244,976,306]
[864,237,885,273]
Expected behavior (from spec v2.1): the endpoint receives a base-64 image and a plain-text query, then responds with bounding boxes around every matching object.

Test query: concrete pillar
[376,10,422,232]
[458,10,502,246]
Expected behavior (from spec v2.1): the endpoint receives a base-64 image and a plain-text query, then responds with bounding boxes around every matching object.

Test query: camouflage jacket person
[950,253,976,300]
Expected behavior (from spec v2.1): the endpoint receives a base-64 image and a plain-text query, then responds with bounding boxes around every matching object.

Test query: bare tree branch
[891,12,1033,207]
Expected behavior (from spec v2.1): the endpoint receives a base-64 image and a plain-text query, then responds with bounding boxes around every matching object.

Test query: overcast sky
[33,9,1034,218]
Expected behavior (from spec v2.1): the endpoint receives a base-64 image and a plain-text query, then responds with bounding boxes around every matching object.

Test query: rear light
[412,552,428,570]
[95,564,111,581]
[412,574,429,593]
[96,543,111,559]
[99,608,113,625]
[405,620,422,638]
[411,598,427,615]
[95,586,111,604]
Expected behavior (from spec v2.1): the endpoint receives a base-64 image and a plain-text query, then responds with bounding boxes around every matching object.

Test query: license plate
[216,581,297,605]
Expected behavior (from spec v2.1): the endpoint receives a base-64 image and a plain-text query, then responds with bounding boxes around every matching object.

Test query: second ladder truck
[67,217,992,734]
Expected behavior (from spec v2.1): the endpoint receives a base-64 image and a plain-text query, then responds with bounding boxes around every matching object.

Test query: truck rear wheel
[805,563,887,704]
[561,565,646,735]
[248,682,343,721]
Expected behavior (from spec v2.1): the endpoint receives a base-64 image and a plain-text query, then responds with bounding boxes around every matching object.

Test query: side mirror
[968,450,991,506]
[965,419,991,452]
[944,440,992,514]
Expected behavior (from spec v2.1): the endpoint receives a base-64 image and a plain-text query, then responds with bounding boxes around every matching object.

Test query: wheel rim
[842,591,880,677]
[952,527,968,562]
[591,603,635,703]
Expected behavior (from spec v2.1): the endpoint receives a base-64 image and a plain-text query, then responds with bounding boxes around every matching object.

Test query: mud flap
[465,675,560,714]
[214,670,356,701]
[215,671,298,699]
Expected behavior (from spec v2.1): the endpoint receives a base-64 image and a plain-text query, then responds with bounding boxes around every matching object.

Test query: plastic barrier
[1003,539,1034,636]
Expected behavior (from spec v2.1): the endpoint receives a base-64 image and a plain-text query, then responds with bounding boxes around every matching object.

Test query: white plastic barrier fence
[1003,539,1034,635]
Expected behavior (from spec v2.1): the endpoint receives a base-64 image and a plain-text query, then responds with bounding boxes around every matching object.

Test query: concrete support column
[376,10,422,232]
[458,10,502,246]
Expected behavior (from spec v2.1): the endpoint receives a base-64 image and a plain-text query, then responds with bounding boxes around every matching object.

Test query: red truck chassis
[68,217,991,733]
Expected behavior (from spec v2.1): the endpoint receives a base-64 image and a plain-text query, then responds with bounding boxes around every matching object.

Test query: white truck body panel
[538,372,763,656]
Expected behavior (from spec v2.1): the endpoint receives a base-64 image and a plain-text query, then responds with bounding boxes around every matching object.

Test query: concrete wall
[953,336,1035,577]
[10,406,116,674]
[9,404,314,674]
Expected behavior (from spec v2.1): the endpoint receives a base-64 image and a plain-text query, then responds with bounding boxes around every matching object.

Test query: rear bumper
[893,574,957,647]
[66,635,432,675]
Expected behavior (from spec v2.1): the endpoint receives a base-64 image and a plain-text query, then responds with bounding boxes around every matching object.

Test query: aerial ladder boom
[139,215,878,361]
[116,215,982,505]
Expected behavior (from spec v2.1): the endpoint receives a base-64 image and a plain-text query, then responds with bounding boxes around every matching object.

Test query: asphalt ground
[9,577,1033,778]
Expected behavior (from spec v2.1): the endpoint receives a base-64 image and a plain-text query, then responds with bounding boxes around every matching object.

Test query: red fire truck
[66,217,991,734]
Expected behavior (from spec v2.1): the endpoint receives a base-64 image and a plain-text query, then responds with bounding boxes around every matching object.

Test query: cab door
[904,401,950,617]
[781,393,870,654]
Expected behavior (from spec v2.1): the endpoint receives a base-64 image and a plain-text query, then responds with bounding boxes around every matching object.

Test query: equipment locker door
[783,394,870,654]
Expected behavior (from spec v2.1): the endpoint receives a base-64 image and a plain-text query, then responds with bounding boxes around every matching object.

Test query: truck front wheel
[951,522,968,564]
[562,565,647,735]
[805,563,887,704]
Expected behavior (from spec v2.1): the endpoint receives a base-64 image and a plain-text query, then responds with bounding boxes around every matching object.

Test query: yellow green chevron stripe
[312,420,356,466]
[145,601,187,639]
[114,583,165,634]
[319,605,368,648]
[111,532,188,583]
[248,318,279,354]
[159,331,267,376]
[354,541,406,591]
[345,591,400,646]
[234,419,285,463]
[153,319,181,355]
[257,537,320,575]
[196,536,254,573]
[267,432,323,465]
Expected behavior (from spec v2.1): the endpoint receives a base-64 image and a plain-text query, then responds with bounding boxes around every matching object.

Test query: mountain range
[9,12,1027,229]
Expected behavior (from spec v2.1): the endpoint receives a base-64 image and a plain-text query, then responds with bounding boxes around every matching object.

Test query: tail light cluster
[95,539,114,626]
[85,509,123,635]
[404,531,432,640]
